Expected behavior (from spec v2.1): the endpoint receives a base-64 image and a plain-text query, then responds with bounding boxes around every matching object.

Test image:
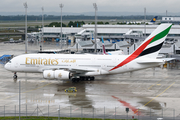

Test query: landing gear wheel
[90,77,95,81]
[72,78,80,83]
[13,75,17,79]
[76,79,80,83]
[80,76,95,81]
[87,77,91,81]
[72,78,76,83]
[80,76,85,81]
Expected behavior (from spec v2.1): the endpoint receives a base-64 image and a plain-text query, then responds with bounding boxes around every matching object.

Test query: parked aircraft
[4,24,172,82]
[148,16,158,24]
[129,16,158,25]
[101,36,123,55]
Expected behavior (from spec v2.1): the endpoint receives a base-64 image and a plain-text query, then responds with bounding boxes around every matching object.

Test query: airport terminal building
[38,24,180,41]
[161,17,180,24]
[29,24,180,55]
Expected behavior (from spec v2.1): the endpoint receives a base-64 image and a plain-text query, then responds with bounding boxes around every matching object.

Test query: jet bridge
[0,55,13,64]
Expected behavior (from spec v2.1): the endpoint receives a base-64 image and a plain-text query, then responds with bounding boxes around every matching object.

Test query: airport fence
[0,105,177,120]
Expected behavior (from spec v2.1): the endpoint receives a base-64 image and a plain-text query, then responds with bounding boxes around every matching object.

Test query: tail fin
[101,36,109,55]
[150,16,158,23]
[131,23,172,59]
[109,24,172,71]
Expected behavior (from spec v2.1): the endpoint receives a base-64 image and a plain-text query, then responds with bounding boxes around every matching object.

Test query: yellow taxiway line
[148,80,162,90]
[135,82,175,113]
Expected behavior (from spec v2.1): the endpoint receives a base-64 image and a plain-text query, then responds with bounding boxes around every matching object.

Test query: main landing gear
[13,72,17,80]
[72,76,95,83]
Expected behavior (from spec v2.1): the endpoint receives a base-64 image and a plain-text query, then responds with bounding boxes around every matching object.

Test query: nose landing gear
[13,72,17,80]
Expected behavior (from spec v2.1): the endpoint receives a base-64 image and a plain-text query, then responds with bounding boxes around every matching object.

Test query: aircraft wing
[41,67,96,73]
[69,68,96,73]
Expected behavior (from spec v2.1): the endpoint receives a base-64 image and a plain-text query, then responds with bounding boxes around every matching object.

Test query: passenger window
[9,61,11,63]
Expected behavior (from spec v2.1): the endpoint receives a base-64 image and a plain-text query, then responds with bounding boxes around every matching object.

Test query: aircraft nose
[4,63,10,70]
[4,63,8,69]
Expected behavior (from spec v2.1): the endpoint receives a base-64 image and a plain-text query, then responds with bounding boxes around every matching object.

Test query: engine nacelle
[43,70,55,79]
[43,70,71,80]
[54,70,70,79]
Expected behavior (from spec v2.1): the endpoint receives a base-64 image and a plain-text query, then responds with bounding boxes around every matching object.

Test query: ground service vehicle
[65,87,77,92]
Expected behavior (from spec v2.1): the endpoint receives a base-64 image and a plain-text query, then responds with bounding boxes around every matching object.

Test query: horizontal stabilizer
[137,59,164,64]
[158,58,176,62]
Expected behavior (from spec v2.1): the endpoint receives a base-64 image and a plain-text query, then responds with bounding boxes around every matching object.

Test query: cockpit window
[9,61,11,63]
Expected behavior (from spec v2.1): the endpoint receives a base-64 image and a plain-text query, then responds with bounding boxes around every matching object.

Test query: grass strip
[0,116,138,120]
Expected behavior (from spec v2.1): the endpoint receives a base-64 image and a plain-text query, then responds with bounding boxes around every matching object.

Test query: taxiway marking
[135,82,175,114]
[148,80,161,90]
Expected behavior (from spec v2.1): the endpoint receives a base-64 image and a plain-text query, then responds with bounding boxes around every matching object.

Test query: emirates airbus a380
[5,24,172,82]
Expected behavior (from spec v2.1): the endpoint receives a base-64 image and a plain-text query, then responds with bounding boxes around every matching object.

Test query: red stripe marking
[112,96,141,115]
[110,36,155,71]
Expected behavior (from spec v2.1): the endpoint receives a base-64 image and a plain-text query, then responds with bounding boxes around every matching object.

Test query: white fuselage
[5,54,163,76]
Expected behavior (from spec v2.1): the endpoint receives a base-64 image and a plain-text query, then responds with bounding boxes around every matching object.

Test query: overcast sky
[1,0,180,15]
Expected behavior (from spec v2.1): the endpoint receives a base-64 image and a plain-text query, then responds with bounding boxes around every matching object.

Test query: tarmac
[0,42,180,119]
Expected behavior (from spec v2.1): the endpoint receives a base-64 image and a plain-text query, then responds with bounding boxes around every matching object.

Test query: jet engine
[43,70,71,80]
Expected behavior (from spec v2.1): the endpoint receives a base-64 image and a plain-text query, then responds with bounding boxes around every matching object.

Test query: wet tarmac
[0,42,180,119]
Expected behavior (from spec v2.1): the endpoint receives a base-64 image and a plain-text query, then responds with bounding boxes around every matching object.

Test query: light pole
[93,3,97,53]
[41,7,44,43]
[19,80,21,120]
[23,2,28,54]
[59,4,64,49]
[144,7,146,37]
[57,106,60,120]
